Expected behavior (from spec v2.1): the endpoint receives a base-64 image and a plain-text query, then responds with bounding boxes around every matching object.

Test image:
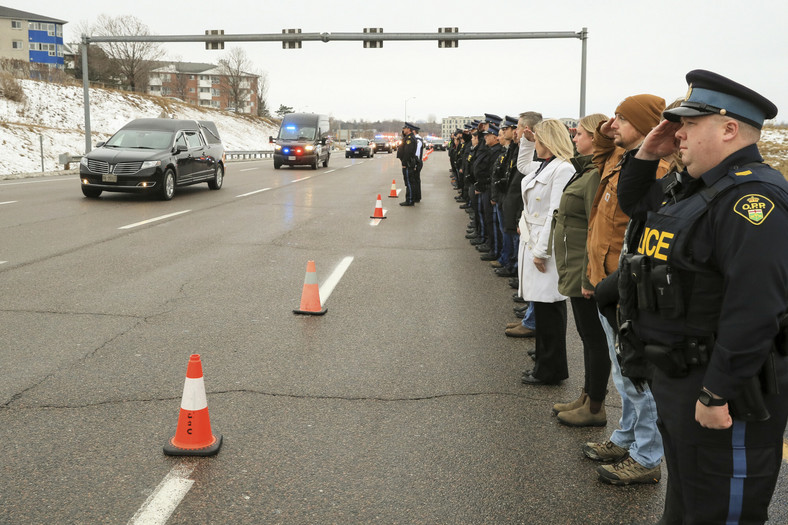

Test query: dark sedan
[345,138,374,158]
[372,139,392,153]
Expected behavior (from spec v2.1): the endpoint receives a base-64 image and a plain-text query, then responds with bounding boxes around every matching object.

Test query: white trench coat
[517,143,575,303]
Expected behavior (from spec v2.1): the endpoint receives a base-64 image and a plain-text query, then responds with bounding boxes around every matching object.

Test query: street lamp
[404,96,415,122]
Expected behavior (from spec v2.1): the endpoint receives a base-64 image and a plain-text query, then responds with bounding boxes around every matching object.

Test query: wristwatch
[698,388,727,407]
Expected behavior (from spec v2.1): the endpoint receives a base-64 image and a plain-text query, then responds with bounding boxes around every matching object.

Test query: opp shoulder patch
[733,194,774,225]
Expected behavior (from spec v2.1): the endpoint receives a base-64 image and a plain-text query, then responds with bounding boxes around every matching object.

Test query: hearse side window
[185,131,203,149]
[175,132,188,149]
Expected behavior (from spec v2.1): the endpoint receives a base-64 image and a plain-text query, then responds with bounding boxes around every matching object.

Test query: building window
[12,41,24,49]
[189,87,195,93]
[56,26,62,37]
[211,76,219,84]
[12,20,22,29]
[47,24,55,36]
[189,75,195,80]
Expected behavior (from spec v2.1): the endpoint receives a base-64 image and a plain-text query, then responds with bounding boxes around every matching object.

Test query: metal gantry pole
[80,30,588,151]
[81,36,92,154]
[579,27,588,118]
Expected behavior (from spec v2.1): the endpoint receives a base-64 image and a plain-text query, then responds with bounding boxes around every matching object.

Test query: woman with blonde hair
[517,119,576,385]
[551,113,612,425]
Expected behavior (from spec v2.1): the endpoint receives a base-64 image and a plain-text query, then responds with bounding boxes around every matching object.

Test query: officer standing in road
[412,124,425,203]
[617,70,788,524]
[397,122,419,206]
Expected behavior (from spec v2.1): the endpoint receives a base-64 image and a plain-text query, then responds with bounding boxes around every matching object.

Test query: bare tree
[255,69,270,117]
[69,19,120,86]
[92,14,164,92]
[217,47,253,112]
[168,57,191,102]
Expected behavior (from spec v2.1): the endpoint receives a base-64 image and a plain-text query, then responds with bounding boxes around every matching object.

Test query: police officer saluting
[617,70,788,524]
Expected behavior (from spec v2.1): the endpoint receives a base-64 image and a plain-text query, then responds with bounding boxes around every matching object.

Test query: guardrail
[225,150,274,161]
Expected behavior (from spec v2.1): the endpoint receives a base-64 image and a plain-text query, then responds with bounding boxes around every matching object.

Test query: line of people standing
[446,68,788,524]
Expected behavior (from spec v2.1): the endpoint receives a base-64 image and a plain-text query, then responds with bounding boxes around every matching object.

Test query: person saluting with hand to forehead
[618,69,788,525]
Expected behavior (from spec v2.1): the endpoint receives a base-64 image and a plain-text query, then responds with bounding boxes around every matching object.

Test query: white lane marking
[127,464,195,525]
[342,164,352,168]
[236,187,271,198]
[324,169,336,173]
[239,167,259,172]
[369,209,388,227]
[118,210,191,230]
[0,261,7,265]
[292,176,311,182]
[0,178,73,187]
[319,256,354,306]
[0,201,18,205]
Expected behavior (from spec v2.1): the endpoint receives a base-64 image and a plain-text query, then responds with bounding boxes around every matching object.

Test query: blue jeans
[520,302,535,330]
[598,312,663,469]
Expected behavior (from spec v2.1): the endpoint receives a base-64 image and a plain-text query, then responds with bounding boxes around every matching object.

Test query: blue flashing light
[283,148,290,154]
[285,125,297,131]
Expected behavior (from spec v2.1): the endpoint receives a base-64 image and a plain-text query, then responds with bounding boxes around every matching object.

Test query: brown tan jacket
[586,126,670,287]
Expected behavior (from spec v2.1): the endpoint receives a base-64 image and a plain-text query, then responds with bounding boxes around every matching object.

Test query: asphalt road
[1,150,786,524]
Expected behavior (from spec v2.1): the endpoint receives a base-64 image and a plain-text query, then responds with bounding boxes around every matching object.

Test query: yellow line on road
[783,440,788,462]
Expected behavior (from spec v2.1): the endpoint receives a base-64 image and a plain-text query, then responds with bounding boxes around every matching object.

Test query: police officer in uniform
[411,124,425,203]
[397,122,419,206]
[617,70,788,524]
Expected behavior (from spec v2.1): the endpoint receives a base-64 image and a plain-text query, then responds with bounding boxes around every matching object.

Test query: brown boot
[552,391,586,415]
[505,325,535,338]
[557,397,607,427]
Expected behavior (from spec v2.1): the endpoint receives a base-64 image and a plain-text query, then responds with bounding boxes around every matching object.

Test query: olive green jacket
[554,154,599,297]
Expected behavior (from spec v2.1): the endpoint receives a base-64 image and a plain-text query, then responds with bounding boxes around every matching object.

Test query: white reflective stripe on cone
[180,377,208,411]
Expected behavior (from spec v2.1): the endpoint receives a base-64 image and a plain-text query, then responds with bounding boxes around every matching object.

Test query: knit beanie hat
[615,94,666,137]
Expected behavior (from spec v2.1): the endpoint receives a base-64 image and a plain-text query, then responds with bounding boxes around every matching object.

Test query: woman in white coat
[517,119,576,385]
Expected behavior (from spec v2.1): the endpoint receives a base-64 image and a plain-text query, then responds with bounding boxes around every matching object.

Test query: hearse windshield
[105,130,174,150]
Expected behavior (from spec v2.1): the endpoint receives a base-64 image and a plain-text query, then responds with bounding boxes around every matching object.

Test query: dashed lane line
[318,256,354,306]
[118,210,191,230]
[127,463,195,525]
[235,187,271,198]
[0,200,18,205]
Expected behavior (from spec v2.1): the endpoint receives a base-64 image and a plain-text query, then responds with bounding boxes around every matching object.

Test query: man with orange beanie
[581,94,672,486]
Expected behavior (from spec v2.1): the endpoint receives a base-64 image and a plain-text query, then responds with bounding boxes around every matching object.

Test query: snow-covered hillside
[0,79,277,178]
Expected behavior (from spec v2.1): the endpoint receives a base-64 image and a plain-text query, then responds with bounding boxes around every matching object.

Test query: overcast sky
[8,0,788,124]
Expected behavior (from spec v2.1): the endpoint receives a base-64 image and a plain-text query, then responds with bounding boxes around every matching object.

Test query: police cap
[500,115,519,129]
[484,113,503,126]
[481,124,499,136]
[663,69,778,129]
[403,122,420,131]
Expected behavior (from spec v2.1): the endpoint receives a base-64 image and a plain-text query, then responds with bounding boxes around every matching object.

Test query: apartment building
[0,6,66,68]
[148,62,259,115]
[441,115,484,140]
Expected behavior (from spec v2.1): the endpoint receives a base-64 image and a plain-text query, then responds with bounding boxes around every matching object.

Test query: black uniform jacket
[618,144,788,398]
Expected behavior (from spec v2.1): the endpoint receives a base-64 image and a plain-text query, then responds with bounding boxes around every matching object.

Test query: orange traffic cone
[293,260,327,315]
[370,194,387,219]
[423,148,433,161]
[388,179,399,198]
[164,354,222,457]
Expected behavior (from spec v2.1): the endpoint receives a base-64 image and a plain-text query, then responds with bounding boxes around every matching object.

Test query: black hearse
[270,113,331,169]
[79,118,225,200]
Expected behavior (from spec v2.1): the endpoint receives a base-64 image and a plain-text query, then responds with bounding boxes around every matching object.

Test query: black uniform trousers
[569,296,611,402]
[652,362,788,525]
[531,300,569,383]
[401,164,413,204]
[412,159,423,202]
